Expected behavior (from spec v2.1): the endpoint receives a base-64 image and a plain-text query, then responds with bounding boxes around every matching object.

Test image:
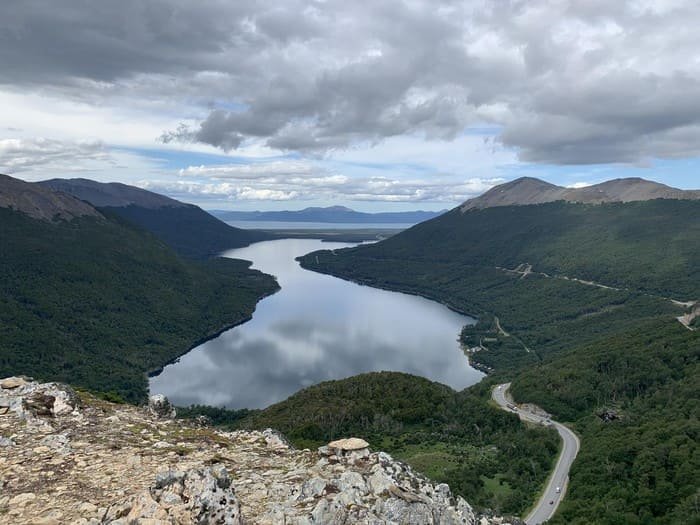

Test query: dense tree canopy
[0,208,278,402]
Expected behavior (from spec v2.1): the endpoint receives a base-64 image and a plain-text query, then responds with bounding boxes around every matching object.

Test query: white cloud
[179,161,317,179]
[138,169,503,204]
[0,138,110,174]
[1,0,698,207]
[566,182,593,189]
[2,1,699,165]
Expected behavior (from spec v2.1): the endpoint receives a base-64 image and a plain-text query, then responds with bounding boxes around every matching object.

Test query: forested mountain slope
[40,178,270,259]
[1,176,278,402]
[299,178,699,524]
[319,198,699,298]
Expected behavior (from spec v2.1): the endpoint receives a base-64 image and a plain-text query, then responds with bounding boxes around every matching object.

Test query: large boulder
[0,378,80,420]
[321,437,371,464]
[0,376,29,390]
[102,464,242,524]
[148,394,176,419]
[304,449,479,524]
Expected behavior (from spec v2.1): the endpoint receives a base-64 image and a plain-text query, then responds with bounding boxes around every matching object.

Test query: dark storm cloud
[2,0,700,164]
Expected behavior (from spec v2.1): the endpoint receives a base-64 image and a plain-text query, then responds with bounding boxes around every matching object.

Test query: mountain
[1,174,278,402]
[298,177,699,524]
[211,206,445,224]
[39,178,270,259]
[0,174,102,221]
[461,176,700,211]
[38,177,187,208]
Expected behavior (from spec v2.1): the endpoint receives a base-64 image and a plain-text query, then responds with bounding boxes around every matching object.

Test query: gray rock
[338,471,367,493]
[368,468,393,496]
[154,469,186,489]
[0,379,79,421]
[299,477,327,499]
[40,433,71,454]
[0,376,28,389]
[24,391,55,416]
[147,394,176,419]
[103,464,242,524]
[263,428,291,450]
[50,384,80,416]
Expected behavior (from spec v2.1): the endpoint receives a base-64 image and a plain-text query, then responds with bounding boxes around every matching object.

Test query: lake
[150,238,483,409]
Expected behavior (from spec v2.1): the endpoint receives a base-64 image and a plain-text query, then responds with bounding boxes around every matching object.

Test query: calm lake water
[150,239,483,409]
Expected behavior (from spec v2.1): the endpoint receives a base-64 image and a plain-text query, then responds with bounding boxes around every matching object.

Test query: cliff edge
[0,378,513,525]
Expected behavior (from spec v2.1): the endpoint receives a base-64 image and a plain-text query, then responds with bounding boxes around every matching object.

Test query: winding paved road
[492,383,580,524]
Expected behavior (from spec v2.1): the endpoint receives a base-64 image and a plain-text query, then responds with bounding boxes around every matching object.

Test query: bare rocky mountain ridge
[460,177,700,211]
[0,377,513,525]
[39,178,189,209]
[0,174,102,221]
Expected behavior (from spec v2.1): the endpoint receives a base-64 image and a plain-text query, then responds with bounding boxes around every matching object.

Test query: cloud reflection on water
[150,239,483,409]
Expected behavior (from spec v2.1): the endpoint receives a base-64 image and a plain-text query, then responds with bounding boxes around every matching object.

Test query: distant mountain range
[39,178,270,259]
[211,206,445,224]
[461,176,700,211]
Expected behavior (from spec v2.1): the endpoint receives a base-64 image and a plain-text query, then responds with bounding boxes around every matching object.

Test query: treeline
[177,404,257,426]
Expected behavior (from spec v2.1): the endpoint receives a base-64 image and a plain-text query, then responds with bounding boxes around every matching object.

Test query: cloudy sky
[1,0,699,211]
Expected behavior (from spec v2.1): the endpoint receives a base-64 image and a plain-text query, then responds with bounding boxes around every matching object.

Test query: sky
[1,1,699,212]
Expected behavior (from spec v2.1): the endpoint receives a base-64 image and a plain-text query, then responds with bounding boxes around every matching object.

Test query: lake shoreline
[296,257,481,321]
[296,258,494,377]
[145,283,281,381]
[151,239,483,408]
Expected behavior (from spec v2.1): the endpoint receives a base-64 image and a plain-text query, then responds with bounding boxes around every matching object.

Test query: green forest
[299,199,699,524]
[512,319,699,524]
[313,199,700,297]
[0,207,278,402]
[104,205,270,260]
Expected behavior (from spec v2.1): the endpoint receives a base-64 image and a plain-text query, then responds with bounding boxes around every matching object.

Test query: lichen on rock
[0,378,514,525]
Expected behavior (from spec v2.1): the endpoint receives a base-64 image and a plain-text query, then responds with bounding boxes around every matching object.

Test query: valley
[4,4,699,523]
[1,174,697,524]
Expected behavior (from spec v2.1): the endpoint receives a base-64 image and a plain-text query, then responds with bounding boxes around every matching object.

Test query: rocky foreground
[0,378,514,524]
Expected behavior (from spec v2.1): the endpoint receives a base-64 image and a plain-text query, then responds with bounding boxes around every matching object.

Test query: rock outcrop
[0,378,513,524]
[148,393,177,419]
[103,464,242,524]
[0,174,103,221]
